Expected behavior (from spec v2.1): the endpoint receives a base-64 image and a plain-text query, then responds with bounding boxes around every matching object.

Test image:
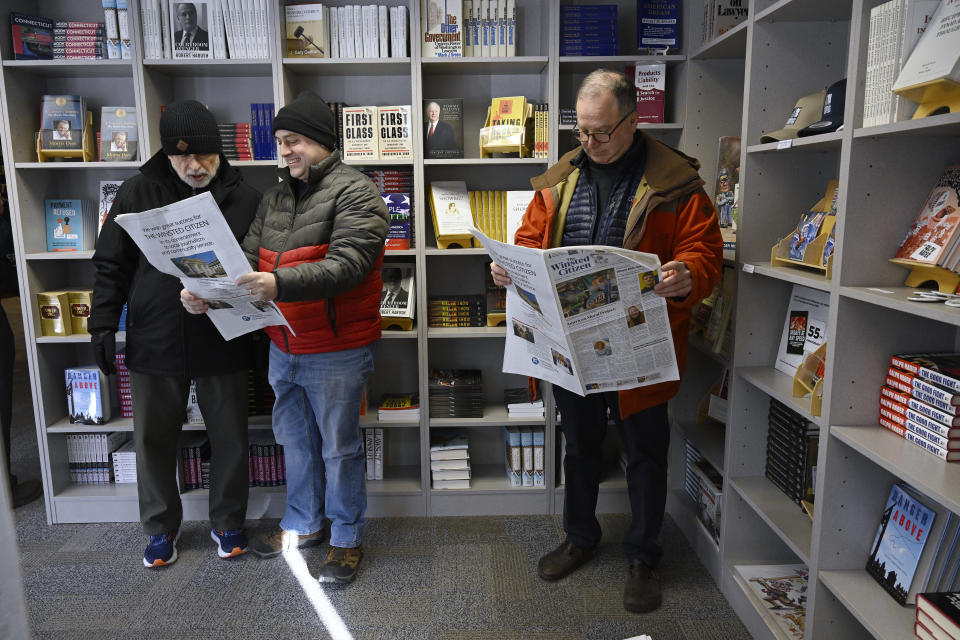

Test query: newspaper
[113,191,291,341]
[471,228,679,396]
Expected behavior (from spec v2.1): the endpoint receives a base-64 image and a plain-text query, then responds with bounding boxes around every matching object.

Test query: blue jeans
[268,342,376,548]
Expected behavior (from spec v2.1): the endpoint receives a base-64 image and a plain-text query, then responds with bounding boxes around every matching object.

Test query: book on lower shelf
[380,262,415,330]
[735,564,807,640]
[65,366,111,425]
[918,592,960,639]
[99,106,137,162]
[40,94,85,151]
[68,432,128,484]
[691,457,723,546]
[892,165,960,271]
[765,398,819,509]
[428,369,483,418]
[431,427,470,489]
[46,199,95,252]
[377,392,420,421]
[363,427,384,480]
[111,439,136,483]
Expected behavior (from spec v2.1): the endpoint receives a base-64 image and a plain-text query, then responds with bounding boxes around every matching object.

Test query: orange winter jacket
[515,131,723,418]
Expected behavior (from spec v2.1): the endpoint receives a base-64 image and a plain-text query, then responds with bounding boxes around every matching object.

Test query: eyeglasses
[572,111,633,144]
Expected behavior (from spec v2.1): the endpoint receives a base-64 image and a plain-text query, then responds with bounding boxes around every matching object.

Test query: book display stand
[896,77,960,120]
[478,103,534,158]
[769,179,839,280]
[889,258,960,294]
[35,111,95,163]
[792,342,825,418]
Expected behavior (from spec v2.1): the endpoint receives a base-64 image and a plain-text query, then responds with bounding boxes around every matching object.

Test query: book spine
[878,414,908,437]
[906,429,950,459]
[374,428,383,480]
[365,428,375,480]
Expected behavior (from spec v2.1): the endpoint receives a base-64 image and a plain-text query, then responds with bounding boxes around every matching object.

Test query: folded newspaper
[113,191,292,341]
[471,228,679,396]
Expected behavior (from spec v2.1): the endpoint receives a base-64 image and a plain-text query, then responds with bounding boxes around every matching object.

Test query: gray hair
[577,69,637,115]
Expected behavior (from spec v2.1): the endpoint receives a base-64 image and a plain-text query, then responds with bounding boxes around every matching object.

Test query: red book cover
[878,414,907,437]
[894,165,960,265]
[634,63,665,124]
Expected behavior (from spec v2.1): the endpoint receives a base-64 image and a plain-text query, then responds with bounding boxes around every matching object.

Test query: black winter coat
[89,151,261,377]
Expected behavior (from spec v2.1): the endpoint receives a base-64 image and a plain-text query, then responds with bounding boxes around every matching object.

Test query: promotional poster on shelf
[113,192,291,340]
[471,228,678,396]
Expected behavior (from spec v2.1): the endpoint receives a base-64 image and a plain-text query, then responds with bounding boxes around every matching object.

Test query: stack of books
[10,13,112,60]
[917,592,960,639]
[765,399,818,510]
[179,434,210,491]
[504,386,543,419]
[115,349,133,418]
[363,428,384,480]
[249,436,285,487]
[219,122,253,162]
[503,427,544,487]
[430,428,470,489]
[362,168,415,250]
[111,440,137,484]
[68,432,128,484]
[428,369,483,418]
[428,295,485,328]
[378,392,420,422]
[559,5,618,56]
[880,352,960,462]
[683,439,703,503]
[288,3,409,60]
[691,458,723,546]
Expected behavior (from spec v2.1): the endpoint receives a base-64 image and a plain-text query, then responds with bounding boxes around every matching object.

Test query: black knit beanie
[273,91,337,151]
[159,100,222,156]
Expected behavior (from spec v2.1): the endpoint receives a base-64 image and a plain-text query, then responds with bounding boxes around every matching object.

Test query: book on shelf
[430,427,470,458]
[887,365,960,408]
[421,0,462,57]
[892,353,960,393]
[116,0,131,59]
[432,467,470,481]
[67,290,93,334]
[709,0,748,41]
[10,13,54,60]
[894,0,960,93]
[185,379,202,424]
[423,98,464,160]
[98,180,122,236]
[775,284,830,377]
[485,264,506,326]
[377,106,413,161]
[713,136,740,259]
[170,0,213,59]
[380,262,415,329]
[918,592,960,638]
[46,199,94,252]
[377,392,420,421]
[65,366,111,425]
[40,95,85,151]
[532,427,544,486]
[559,4,618,56]
[520,427,534,486]
[389,5,409,57]
[634,63,666,124]
[735,564,807,640]
[285,3,327,58]
[766,399,819,507]
[504,426,522,486]
[433,477,470,489]
[363,428,384,480]
[99,106,137,162]
[112,439,137,483]
[691,458,722,545]
[505,191,534,244]
[637,0,680,54]
[68,432,128,484]
[428,181,474,247]
[893,165,960,268]
[384,193,412,250]
[342,106,380,162]
[101,0,121,59]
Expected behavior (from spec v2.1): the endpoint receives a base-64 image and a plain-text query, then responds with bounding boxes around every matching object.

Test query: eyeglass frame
[572,110,634,144]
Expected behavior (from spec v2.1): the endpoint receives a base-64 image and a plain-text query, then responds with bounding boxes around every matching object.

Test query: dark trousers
[554,386,670,568]
[131,370,249,535]
[0,303,12,482]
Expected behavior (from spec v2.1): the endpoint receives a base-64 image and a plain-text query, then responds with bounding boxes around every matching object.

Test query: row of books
[115,350,133,419]
[363,428,385,480]
[420,0,516,58]
[38,291,93,337]
[179,436,288,490]
[559,4,619,57]
[139,0,272,60]
[39,96,139,161]
[330,103,414,162]
[687,442,723,546]
[765,398,818,512]
[67,432,129,484]
[247,103,278,161]
[699,0,748,48]
[880,353,960,462]
[430,428,470,489]
[471,189,533,244]
[917,592,960,640]
[429,369,482,418]
[427,295,486,329]
[286,3,409,59]
[504,427,544,487]
[504,385,543,418]
[112,440,136,483]
[10,12,128,60]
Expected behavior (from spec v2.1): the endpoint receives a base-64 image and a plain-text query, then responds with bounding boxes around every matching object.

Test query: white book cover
[497,0,506,57]
[217,0,234,58]
[463,0,473,55]
[161,0,172,58]
[227,0,246,58]
[285,3,326,57]
[241,0,254,57]
[210,0,226,58]
[506,0,515,56]
[432,467,470,480]
[378,4,389,58]
[373,428,383,480]
[339,6,350,58]
[893,0,941,121]
[329,6,339,58]
[170,0,213,59]
[352,5,363,58]
[472,1,482,57]
[480,0,490,56]
[775,284,830,377]
[365,428,375,479]
[894,0,960,90]
[377,105,413,160]
[429,181,474,237]
[505,190,534,244]
[398,5,408,56]
[367,5,380,57]
[341,105,380,161]
[380,262,415,319]
[102,0,121,59]
[389,6,399,56]
[422,0,463,57]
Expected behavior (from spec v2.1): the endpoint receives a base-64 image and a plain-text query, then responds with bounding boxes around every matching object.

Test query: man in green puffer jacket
[184,91,388,583]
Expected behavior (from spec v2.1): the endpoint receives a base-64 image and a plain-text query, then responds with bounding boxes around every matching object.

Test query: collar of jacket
[276,149,342,189]
[139,149,242,204]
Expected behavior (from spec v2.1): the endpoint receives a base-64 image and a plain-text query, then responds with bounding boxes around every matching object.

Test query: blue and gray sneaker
[143,530,180,568]
[210,529,248,559]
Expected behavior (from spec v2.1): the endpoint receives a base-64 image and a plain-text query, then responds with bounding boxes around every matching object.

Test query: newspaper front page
[113,191,291,341]
[471,229,679,396]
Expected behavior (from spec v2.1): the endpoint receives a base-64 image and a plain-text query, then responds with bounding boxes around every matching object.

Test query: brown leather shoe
[250,526,327,559]
[624,559,662,613]
[537,540,594,581]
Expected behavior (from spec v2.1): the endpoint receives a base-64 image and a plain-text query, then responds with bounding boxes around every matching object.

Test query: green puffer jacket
[241,150,389,354]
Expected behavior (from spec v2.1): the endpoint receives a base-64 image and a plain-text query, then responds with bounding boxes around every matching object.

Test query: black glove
[91,328,117,376]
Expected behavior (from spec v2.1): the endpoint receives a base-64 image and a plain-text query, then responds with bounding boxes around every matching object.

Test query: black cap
[273,91,337,151]
[798,79,846,137]
[159,100,222,155]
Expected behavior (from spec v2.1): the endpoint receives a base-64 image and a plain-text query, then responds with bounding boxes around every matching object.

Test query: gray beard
[173,155,220,189]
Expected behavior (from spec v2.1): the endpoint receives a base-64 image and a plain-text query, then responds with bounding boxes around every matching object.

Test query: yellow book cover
[36,291,72,336]
[67,290,93,334]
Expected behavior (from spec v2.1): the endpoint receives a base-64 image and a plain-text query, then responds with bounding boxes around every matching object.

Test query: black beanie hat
[273,91,337,151]
[159,100,222,156]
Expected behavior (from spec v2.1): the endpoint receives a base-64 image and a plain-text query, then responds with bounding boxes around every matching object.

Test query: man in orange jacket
[491,69,722,613]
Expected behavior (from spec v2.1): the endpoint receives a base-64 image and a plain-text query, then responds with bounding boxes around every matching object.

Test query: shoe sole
[624,598,662,614]
[210,530,247,559]
[143,531,181,568]
[317,571,357,584]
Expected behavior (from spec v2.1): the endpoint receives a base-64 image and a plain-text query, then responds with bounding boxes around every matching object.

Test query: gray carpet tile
[4,297,752,640]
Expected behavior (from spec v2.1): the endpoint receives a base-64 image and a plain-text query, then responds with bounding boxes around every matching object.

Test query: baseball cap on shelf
[759,90,826,144]
[798,79,846,137]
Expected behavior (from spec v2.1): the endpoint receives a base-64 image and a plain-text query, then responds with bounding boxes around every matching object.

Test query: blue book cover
[560,5,619,17]
[251,103,261,160]
[867,483,936,604]
[40,94,85,150]
[384,193,411,250]
[99,106,137,161]
[638,0,680,51]
[46,199,89,251]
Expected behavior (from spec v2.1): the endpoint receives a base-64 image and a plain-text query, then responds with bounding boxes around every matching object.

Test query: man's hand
[654,260,692,299]
[180,289,209,314]
[236,272,278,302]
[490,262,513,287]
[91,328,117,376]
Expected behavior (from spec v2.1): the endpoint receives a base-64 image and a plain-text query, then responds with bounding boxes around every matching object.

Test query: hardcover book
[40,94,85,150]
[341,106,380,162]
[66,366,111,425]
[98,180,122,236]
[380,262,415,320]
[637,0,680,53]
[918,592,960,637]
[10,12,54,60]
[423,98,464,159]
[712,0,748,39]
[634,63,666,124]
[429,180,474,240]
[170,0,213,59]
[46,199,93,252]
[894,165,960,265]
[892,353,960,394]
[713,136,740,258]
[285,3,327,57]
[377,106,413,161]
[421,0,462,57]
[505,190,534,244]
[735,564,807,640]
[99,106,137,161]
[384,193,412,250]
[894,0,960,91]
